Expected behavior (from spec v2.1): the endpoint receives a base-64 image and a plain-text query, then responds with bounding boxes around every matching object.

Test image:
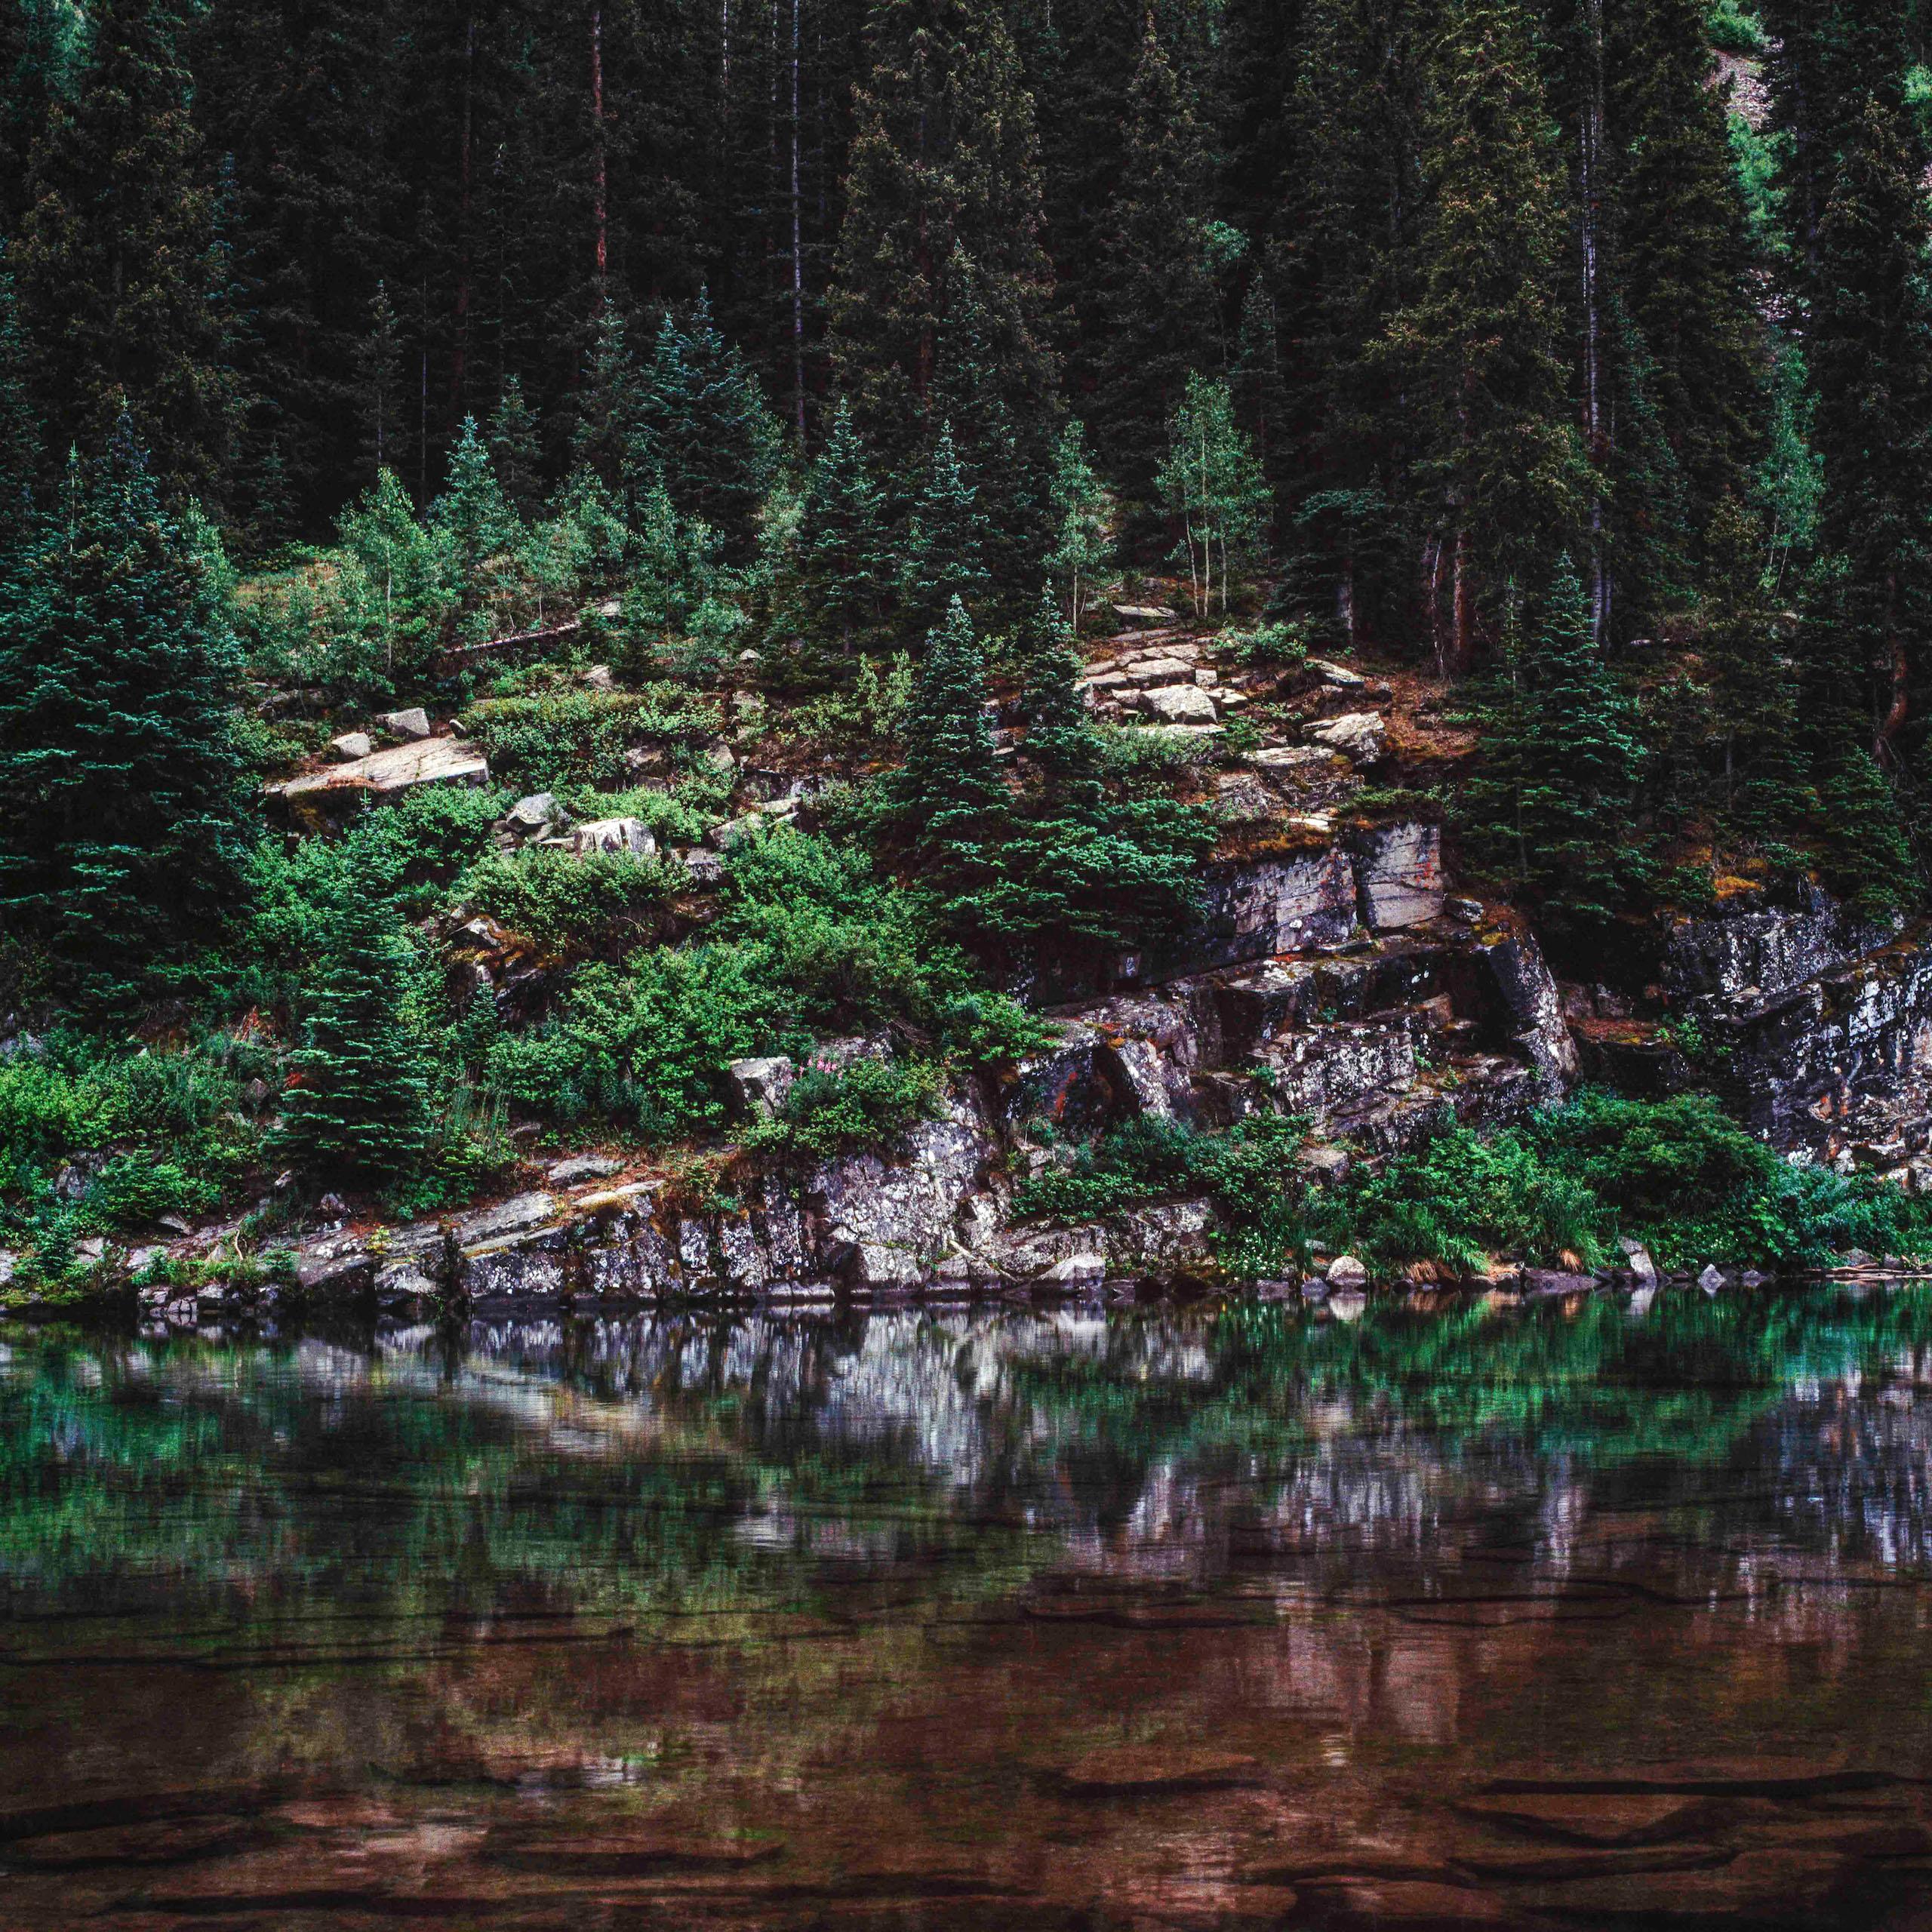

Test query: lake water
[8,1288,1932,1929]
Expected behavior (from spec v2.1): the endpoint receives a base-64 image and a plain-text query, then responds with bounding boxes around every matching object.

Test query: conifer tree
[572,297,651,506]
[826,0,1059,474]
[1469,556,1647,935]
[1383,0,1588,672]
[1607,0,1764,544]
[1802,93,1932,765]
[638,293,783,558]
[897,595,1008,920]
[437,416,521,572]
[1156,374,1269,617]
[788,398,896,648]
[0,423,248,1003]
[275,829,435,1181]
[986,589,1213,947]
[356,280,406,490]
[14,0,242,506]
[1702,493,1802,834]
[1088,14,1218,507]
[488,377,544,521]
[903,420,992,628]
[1819,746,1918,915]
[0,259,39,523]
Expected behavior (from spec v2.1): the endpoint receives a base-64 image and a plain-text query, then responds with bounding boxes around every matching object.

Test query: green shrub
[1707,1,1764,54]
[742,1056,944,1161]
[460,687,721,789]
[456,847,681,951]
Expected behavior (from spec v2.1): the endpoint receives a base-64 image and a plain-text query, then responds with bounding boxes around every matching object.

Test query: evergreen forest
[5,0,1932,1297]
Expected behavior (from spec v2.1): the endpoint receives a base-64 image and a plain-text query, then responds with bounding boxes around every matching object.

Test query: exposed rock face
[1309,711,1387,766]
[282,820,1583,1310]
[1665,886,1897,1008]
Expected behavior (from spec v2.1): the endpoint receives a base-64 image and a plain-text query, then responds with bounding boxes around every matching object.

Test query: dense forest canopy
[7,0,1932,1278]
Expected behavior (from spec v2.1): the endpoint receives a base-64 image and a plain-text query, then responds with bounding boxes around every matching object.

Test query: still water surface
[8,1289,1932,1928]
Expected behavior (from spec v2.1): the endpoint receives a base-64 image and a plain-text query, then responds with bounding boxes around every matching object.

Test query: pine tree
[638,292,783,558]
[986,588,1214,949]
[488,376,544,521]
[0,423,248,1004]
[788,398,896,647]
[826,0,1059,475]
[896,595,1008,918]
[356,280,406,490]
[903,420,992,628]
[0,257,39,524]
[1383,0,1588,673]
[1469,556,1647,935]
[572,297,651,506]
[1607,0,1764,545]
[1819,746,1917,916]
[14,0,242,509]
[1802,93,1932,766]
[275,829,435,1181]
[437,416,521,572]
[1088,14,1218,507]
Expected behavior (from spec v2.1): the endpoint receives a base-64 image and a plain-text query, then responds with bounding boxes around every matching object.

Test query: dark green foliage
[895,597,1008,915]
[784,398,895,648]
[741,1054,945,1160]
[826,0,1059,474]
[456,847,681,953]
[1384,0,1589,668]
[638,294,782,558]
[0,428,249,1005]
[488,377,543,521]
[272,829,434,1181]
[1012,1112,1311,1278]
[1087,16,1217,507]
[571,299,651,506]
[1464,557,1648,934]
[460,687,721,791]
[1333,1088,1932,1275]
[903,423,991,628]
[436,416,521,571]
[1818,747,1918,915]
[14,0,242,507]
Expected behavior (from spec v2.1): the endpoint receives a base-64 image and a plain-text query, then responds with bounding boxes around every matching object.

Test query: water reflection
[7,1287,1932,1927]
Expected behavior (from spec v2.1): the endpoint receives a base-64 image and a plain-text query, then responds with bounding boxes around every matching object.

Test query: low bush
[456,847,681,951]
[460,687,722,789]
[742,1056,945,1161]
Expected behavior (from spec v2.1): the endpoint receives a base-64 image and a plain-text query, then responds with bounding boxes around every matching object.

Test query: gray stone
[455,1191,559,1244]
[275,736,490,809]
[506,792,567,836]
[1309,710,1387,765]
[1112,603,1179,624]
[728,1055,796,1121]
[568,817,657,859]
[1308,658,1367,688]
[329,731,374,761]
[547,1154,624,1186]
[1140,683,1220,725]
[1043,1251,1107,1284]
[377,707,432,740]
[1352,821,1445,931]
[1327,1254,1368,1289]
[1700,1263,1726,1294]
[1121,655,1198,689]
[1619,1236,1659,1285]
[580,665,616,691]
[675,847,724,887]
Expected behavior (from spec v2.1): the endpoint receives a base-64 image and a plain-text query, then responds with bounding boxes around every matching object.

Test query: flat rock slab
[275,736,489,804]
[1453,1844,1733,1883]
[1523,1847,1851,1924]
[1459,1793,1727,1847]
[1056,1746,1263,1795]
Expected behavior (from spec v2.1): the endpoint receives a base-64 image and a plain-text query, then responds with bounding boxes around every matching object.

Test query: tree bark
[591,6,608,287]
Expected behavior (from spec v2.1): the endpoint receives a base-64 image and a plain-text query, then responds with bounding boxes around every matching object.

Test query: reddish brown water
[8,1292,1932,1928]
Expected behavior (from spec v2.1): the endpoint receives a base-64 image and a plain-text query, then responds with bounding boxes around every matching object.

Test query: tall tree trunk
[1579,0,1608,647]
[591,5,608,287]
[450,15,476,417]
[791,0,807,442]
[1450,524,1473,677]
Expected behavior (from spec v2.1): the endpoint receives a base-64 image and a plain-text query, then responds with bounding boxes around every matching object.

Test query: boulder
[1327,1254,1369,1289]
[506,792,568,838]
[1141,683,1220,725]
[272,736,491,811]
[1043,1252,1107,1284]
[1308,658,1367,689]
[1352,822,1445,930]
[728,1056,796,1121]
[1121,655,1198,689]
[1309,710,1387,765]
[567,817,656,859]
[1111,603,1179,625]
[377,706,432,740]
[580,665,616,691]
[329,731,374,761]
[546,1154,624,1186]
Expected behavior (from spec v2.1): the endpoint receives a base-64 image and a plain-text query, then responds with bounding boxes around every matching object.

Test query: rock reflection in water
[8,1287,1932,1927]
